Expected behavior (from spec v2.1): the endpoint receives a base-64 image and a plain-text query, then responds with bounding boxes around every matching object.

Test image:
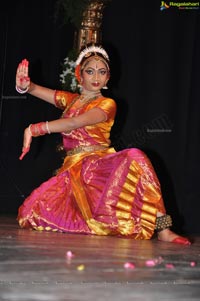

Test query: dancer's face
[81,59,109,92]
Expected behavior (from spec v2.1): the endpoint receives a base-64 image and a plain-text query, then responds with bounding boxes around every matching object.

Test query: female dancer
[15,45,190,244]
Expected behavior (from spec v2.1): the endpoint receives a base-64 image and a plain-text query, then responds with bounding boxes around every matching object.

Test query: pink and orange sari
[18,91,166,239]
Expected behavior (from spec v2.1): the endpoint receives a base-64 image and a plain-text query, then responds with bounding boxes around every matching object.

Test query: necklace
[62,90,102,117]
[79,91,102,104]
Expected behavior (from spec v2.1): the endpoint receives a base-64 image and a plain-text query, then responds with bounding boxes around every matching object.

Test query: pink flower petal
[124,262,135,269]
[190,261,196,267]
[165,263,175,269]
[66,251,74,258]
[145,260,156,267]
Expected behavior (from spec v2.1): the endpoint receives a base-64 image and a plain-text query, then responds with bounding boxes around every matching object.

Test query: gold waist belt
[66,145,108,156]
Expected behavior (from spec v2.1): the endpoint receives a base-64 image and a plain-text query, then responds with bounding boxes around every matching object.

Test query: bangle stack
[16,85,29,94]
[28,121,51,137]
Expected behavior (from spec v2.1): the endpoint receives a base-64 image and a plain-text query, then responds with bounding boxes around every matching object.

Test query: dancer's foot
[157,228,191,245]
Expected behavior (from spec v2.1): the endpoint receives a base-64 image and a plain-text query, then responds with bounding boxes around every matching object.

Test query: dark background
[0,0,199,235]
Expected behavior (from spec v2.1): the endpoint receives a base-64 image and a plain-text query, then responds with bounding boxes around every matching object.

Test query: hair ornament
[75,64,81,83]
[75,45,109,66]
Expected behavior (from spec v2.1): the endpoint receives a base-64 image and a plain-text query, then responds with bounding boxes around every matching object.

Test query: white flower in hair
[75,45,109,66]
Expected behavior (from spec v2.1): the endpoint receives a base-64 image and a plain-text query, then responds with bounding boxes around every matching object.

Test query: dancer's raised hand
[16,59,30,92]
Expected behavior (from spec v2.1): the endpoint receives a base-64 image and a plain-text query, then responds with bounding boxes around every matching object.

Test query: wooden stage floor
[0,215,199,301]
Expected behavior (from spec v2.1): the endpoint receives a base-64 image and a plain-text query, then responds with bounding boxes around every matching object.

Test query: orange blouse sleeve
[94,98,117,121]
[54,90,79,110]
